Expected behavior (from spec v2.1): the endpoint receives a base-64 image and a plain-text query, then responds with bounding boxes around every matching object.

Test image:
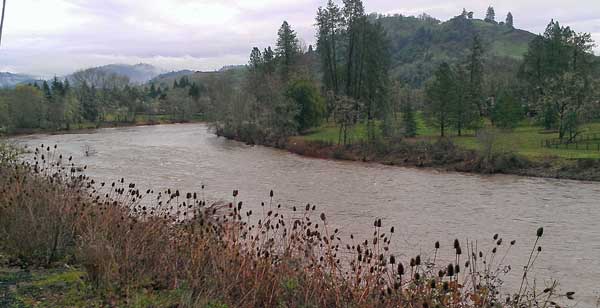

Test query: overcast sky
[1,0,599,77]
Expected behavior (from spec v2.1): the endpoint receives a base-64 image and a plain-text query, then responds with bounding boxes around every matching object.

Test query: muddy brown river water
[12,123,600,307]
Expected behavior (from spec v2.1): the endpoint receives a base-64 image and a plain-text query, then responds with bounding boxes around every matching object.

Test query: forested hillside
[378,11,536,87]
[67,63,164,85]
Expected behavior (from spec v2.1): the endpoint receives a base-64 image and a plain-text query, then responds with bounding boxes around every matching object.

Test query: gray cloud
[1,0,598,77]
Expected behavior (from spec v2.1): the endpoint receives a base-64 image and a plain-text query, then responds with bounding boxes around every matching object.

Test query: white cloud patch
[1,0,599,76]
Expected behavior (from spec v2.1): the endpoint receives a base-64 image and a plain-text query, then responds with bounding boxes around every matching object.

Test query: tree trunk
[440,116,445,137]
[330,18,338,94]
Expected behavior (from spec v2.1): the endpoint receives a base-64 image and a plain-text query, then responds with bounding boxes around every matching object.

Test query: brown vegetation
[0,143,575,307]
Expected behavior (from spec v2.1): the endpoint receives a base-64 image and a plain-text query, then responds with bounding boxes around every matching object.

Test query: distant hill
[0,72,39,88]
[149,70,196,84]
[150,66,247,88]
[69,63,165,85]
[219,65,246,72]
[377,13,538,86]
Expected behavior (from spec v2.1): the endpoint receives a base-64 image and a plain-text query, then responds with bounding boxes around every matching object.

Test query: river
[11,123,600,307]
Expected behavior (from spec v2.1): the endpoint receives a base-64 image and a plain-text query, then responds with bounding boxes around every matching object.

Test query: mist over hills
[0,72,40,88]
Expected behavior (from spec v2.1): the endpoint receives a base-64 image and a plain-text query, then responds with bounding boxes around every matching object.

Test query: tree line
[422,19,598,140]
[210,0,393,146]
[0,70,209,133]
[211,1,600,146]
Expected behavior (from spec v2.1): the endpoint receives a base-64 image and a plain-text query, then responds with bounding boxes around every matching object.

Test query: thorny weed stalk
[0,143,578,307]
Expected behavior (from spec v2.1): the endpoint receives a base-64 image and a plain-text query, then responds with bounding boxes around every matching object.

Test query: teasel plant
[0,143,578,307]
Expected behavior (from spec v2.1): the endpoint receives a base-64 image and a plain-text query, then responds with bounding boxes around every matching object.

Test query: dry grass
[0,143,576,307]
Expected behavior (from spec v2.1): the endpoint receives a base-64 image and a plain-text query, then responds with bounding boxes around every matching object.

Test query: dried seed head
[566,291,575,300]
[397,263,404,276]
[447,264,454,276]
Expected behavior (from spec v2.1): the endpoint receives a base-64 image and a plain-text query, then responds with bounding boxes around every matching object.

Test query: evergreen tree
[492,91,523,129]
[149,84,159,99]
[402,101,417,137]
[342,0,366,99]
[316,0,343,95]
[466,35,485,115]
[506,12,514,28]
[42,81,52,100]
[263,47,276,75]
[425,63,455,137]
[189,83,202,101]
[80,82,99,122]
[362,20,392,141]
[484,6,495,23]
[451,66,480,136]
[249,47,263,71]
[275,21,301,81]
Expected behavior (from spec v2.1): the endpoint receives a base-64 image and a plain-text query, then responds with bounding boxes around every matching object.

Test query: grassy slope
[300,114,600,161]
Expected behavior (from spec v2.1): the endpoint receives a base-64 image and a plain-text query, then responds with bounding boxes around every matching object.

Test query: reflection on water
[13,123,600,307]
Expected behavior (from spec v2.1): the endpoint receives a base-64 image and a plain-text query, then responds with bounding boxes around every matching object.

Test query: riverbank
[216,131,600,182]
[1,115,205,137]
[0,141,569,307]
[278,119,600,182]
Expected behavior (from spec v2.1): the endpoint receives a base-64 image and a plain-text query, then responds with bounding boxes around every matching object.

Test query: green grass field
[300,114,600,160]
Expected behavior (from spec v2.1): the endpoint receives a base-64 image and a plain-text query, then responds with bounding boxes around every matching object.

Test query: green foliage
[7,85,45,129]
[519,20,596,140]
[466,35,484,115]
[484,6,495,23]
[492,91,524,129]
[275,21,301,81]
[451,66,481,135]
[286,79,325,131]
[402,101,418,137]
[316,0,392,143]
[377,12,535,88]
[506,12,514,28]
[424,63,454,137]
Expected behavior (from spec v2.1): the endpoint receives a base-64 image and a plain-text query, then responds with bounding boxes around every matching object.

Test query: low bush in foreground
[0,143,576,307]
